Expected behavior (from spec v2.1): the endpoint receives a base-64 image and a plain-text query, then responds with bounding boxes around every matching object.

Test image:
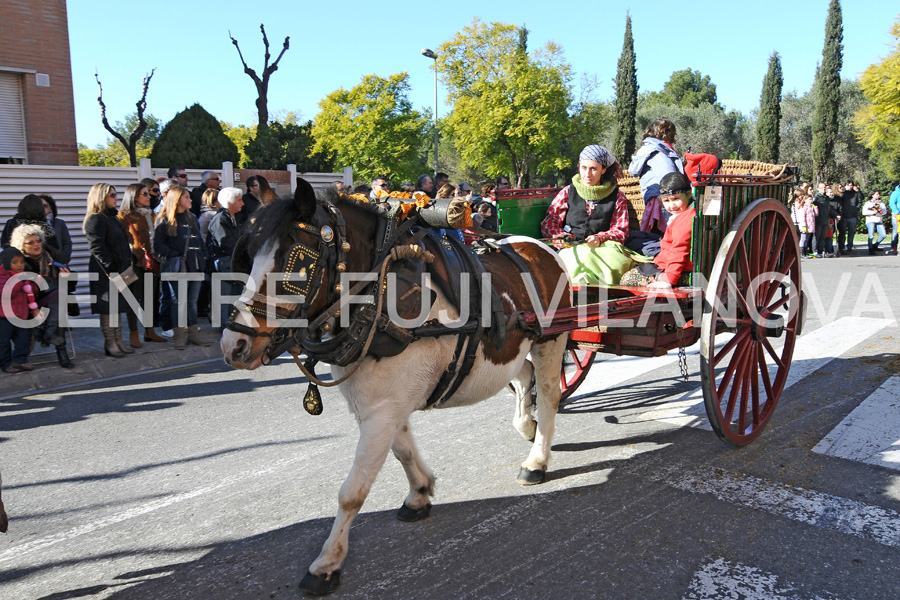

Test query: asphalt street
[0,249,898,599]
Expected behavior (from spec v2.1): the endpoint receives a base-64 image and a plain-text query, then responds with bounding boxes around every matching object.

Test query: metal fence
[0,161,352,307]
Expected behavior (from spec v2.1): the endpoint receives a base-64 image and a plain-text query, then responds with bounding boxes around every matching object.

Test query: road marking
[621,317,893,430]
[683,557,846,600]
[572,350,687,396]
[664,467,900,549]
[813,376,900,472]
[0,452,306,566]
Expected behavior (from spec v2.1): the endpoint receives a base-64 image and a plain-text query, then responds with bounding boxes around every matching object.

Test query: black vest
[564,184,618,240]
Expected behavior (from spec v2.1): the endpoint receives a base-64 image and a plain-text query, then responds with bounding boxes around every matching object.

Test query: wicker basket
[617,174,644,228]
[718,160,794,183]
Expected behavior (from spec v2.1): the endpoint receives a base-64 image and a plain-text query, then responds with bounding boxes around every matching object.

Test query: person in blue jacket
[628,117,684,235]
[889,182,900,255]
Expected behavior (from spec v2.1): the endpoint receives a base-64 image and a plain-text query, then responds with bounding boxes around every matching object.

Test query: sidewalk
[0,319,224,400]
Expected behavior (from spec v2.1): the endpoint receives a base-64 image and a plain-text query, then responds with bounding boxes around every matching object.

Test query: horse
[220,180,572,595]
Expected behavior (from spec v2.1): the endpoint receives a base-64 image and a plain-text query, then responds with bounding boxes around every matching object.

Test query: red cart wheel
[700,199,803,445]
[560,345,596,403]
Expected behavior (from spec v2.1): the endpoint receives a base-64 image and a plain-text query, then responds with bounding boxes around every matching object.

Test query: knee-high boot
[55,331,74,369]
[100,314,126,358]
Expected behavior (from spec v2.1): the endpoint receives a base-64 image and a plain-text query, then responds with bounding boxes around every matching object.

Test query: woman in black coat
[1,194,67,263]
[83,183,138,358]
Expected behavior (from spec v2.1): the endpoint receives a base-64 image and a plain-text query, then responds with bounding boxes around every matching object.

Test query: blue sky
[68,0,898,148]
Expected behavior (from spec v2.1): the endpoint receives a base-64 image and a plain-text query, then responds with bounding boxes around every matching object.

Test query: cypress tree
[811,0,843,182]
[150,104,240,168]
[756,52,783,163]
[613,14,638,164]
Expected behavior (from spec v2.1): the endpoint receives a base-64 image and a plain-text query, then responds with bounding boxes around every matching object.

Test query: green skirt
[559,241,653,285]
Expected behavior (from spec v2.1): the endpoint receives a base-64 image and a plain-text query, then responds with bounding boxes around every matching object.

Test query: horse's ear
[294,177,317,222]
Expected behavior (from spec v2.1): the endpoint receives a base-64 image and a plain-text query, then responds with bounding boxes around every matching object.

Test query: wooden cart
[494,162,805,445]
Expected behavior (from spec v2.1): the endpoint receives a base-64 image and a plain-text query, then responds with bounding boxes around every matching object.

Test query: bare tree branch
[229,24,290,132]
[95,68,156,167]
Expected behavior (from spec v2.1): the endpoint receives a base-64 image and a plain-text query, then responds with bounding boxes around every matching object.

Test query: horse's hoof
[299,570,341,596]
[517,467,545,486]
[397,502,431,522]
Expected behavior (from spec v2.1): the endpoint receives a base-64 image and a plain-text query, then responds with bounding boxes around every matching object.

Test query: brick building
[0,0,78,165]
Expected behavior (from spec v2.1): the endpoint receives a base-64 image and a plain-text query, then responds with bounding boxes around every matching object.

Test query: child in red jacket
[620,172,696,288]
[1,247,40,373]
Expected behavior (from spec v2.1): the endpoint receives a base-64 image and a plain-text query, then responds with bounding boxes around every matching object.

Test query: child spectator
[798,195,817,257]
[0,247,40,373]
[620,172,696,288]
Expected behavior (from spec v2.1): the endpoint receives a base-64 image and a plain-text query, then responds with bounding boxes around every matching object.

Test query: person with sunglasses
[118,183,167,344]
[190,171,221,217]
[83,183,136,358]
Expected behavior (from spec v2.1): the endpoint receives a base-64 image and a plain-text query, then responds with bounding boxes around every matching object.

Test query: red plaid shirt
[540,185,629,246]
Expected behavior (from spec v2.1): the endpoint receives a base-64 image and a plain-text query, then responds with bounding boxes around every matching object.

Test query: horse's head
[221,179,378,370]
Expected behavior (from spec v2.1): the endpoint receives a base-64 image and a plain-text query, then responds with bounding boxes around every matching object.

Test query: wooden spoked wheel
[700,199,803,445]
[560,344,596,404]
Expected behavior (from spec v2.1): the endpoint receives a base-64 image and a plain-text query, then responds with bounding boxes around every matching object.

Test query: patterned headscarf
[579,145,616,168]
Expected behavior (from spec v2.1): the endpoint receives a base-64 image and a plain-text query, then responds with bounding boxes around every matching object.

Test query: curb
[0,328,224,400]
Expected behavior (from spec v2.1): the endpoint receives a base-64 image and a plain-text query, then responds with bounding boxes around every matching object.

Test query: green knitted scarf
[572,174,615,201]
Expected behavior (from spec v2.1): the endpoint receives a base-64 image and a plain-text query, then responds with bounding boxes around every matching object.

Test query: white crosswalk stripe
[662,466,900,549]
[581,317,894,430]
[683,558,847,600]
[813,376,900,472]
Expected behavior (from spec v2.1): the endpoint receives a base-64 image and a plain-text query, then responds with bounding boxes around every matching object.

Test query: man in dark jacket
[838,180,862,254]
[190,171,221,217]
[812,183,839,258]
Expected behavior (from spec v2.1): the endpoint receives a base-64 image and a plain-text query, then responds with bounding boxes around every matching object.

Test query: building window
[0,71,28,163]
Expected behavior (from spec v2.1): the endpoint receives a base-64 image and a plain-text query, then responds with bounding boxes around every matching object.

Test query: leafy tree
[756,52,783,162]
[852,18,900,178]
[246,118,333,172]
[637,103,749,160]
[436,19,573,188]
[150,103,239,168]
[312,72,428,182]
[613,14,638,165]
[781,81,876,186]
[778,90,816,180]
[644,69,718,108]
[221,121,255,167]
[811,0,843,182]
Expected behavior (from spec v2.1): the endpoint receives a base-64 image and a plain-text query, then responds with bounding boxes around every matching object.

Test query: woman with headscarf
[541,144,642,284]
[84,182,138,358]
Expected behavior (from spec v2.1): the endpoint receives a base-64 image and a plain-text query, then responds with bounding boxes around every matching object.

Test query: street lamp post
[422,48,438,178]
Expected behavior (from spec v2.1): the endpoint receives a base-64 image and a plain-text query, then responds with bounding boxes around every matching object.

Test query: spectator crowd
[2,157,898,376]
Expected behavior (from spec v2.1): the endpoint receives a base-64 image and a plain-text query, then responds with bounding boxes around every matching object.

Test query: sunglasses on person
[176,174,188,179]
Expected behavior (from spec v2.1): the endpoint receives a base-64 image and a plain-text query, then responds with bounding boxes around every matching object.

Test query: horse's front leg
[510,360,537,442]
[392,419,435,522]
[301,413,400,595]
[518,335,568,485]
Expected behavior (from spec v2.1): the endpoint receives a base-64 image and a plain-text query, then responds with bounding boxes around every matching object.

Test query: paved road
[1,252,898,599]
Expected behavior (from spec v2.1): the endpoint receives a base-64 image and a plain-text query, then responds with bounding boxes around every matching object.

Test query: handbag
[119,265,139,286]
[141,251,161,275]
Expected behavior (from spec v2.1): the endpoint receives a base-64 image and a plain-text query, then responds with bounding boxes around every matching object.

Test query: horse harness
[225,199,547,414]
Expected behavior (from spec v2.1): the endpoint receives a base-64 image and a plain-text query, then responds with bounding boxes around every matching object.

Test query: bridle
[224,202,349,365]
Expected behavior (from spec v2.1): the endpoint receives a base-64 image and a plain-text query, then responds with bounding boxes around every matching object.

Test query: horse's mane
[246,188,384,260]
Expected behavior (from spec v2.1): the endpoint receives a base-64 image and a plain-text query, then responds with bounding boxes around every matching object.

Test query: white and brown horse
[220,181,571,595]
